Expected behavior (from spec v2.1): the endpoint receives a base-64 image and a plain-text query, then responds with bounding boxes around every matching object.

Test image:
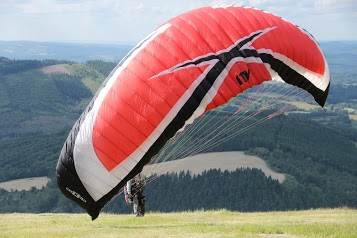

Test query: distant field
[0,208,356,238]
[350,114,357,121]
[41,64,71,75]
[0,177,50,192]
[143,152,285,183]
[287,101,319,111]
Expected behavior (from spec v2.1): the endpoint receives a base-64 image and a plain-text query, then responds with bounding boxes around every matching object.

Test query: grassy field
[0,208,356,238]
[287,101,319,111]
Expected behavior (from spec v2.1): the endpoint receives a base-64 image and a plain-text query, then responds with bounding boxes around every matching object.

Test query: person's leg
[139,200,146,216]
[138,193,145,216]
[133,196,139,216]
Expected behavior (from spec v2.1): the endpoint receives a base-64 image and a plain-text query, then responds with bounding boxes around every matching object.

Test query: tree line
[1,166,356,215]
[0,57,71,76]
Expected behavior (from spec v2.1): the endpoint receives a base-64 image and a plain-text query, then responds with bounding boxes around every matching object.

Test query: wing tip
[89,210,100,221]
[314,83,330,107]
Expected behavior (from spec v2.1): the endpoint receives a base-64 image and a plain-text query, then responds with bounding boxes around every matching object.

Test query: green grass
[0,208,356,238]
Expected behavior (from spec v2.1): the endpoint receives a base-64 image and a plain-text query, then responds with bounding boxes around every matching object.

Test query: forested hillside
[0,58,116,137]
[0,56,356,214]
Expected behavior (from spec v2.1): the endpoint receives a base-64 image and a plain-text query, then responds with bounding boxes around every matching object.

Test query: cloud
[315,0,357,8]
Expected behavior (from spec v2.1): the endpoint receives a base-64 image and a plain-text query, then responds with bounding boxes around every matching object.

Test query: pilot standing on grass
[124,173,146,217]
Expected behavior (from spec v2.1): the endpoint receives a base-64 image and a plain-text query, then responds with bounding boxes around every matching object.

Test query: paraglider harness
[124,174,146,216]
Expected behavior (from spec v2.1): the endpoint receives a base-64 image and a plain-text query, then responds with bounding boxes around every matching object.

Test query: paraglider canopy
[56,5,330,220]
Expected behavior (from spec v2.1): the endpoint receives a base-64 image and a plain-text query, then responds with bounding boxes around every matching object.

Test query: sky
[1,0,357,45]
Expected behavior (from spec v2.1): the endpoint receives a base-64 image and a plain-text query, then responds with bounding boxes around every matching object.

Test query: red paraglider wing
[56,5,330,220]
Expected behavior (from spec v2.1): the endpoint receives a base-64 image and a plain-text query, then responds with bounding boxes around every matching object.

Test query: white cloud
[315,0,357,7]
